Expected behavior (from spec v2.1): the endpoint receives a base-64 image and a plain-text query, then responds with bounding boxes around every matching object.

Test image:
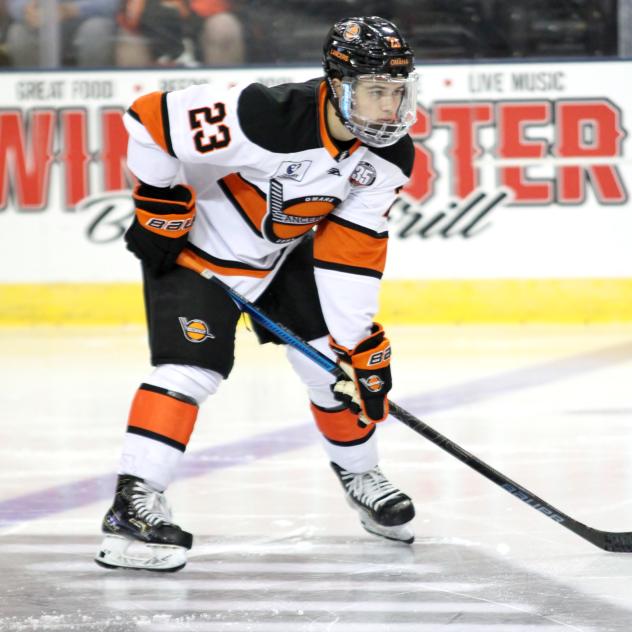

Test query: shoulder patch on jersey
[237,79,322,153]
[368,135,415,178]
[349,161,377,187]
[274,160,312,182]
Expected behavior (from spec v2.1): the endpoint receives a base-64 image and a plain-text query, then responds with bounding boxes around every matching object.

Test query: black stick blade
[601,531,632,552]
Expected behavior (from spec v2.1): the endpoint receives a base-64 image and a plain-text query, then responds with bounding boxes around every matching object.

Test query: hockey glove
[330,323,392,427]
[125,182,196,275]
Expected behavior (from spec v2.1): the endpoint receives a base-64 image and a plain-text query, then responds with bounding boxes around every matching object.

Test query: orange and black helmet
[323,16,415,80]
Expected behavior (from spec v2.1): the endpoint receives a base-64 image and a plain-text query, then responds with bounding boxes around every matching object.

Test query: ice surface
[1,325,631,631]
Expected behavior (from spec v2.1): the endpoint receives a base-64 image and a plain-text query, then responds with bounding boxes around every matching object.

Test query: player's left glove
[330,323,392,427]
[125,182,196,275]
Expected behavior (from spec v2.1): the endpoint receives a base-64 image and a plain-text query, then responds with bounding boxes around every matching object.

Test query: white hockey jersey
[124,78,414,348]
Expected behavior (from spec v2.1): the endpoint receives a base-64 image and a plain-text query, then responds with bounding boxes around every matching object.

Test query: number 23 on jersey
[188,103,231,154]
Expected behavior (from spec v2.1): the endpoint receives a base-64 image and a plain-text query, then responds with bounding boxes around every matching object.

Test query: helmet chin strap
[326,77,346,123]
[325,77,357,140]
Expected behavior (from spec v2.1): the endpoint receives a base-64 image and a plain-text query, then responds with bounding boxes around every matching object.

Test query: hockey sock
[119,383,199,490]
[310,402,379,473]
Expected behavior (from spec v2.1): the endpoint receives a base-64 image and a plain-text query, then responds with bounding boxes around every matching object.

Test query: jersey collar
[318,81,361,161]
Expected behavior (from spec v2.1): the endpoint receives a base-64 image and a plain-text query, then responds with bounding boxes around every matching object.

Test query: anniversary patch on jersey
[349,161,377,187]
[178,317,215,343]
[274,160,312,182]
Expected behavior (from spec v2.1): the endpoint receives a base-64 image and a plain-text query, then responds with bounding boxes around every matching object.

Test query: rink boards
[0,60,630,324]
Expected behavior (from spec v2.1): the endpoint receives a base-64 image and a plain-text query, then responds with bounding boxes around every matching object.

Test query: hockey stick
[177,249,632,552]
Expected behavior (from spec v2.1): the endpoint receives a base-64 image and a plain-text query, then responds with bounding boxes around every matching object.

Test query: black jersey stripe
[161,91,176,158]
[217,176,264,238]
[313,258,383,279]
[326,214,389,239]
[187,242,280,272]
[127,107,141,123]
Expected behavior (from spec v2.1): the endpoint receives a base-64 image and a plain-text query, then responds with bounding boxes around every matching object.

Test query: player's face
[354,80,405,123]
[330,73,418,147]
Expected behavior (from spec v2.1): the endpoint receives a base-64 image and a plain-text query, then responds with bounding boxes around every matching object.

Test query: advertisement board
[1,61,630,322]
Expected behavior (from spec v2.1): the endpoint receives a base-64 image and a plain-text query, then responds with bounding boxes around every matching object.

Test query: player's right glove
[125,182,196,275]
[330,323,392,427]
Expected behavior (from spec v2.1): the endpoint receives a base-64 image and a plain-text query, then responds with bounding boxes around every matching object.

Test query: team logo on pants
[178,317,215,343]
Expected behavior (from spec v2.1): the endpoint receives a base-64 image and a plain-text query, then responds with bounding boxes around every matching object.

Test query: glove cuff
[133,183,196,239]
[134,183,196,210]
[329,322,389,367]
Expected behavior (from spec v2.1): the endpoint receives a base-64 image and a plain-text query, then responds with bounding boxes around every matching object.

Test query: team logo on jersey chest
[218,172,342,246]
[349,161,377,187]
[263,178,341,244]
[178,317,215,343]
[274,160,312,182]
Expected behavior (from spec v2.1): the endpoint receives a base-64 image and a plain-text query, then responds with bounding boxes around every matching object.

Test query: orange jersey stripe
[314,216,388,276]
[129,91,172,155]
[310,403,374,444]
[219,172,267,236]
[128,387,198,448]
[318,82,361,159]
[183,247,272,278]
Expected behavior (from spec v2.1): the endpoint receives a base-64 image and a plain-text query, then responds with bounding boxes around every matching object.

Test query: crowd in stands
[0,0,244,67]
[0,0,621,68]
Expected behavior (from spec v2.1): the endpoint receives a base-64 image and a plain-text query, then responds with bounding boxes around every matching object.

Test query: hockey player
[96,15,419,572]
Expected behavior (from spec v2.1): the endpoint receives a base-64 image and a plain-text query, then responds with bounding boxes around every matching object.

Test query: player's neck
[326,101,355,143]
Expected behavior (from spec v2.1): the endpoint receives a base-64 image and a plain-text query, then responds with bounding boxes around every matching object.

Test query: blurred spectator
[116,0,244,67]
[622,0,632,56]
[0,0,11,66]
[6,0,117,67]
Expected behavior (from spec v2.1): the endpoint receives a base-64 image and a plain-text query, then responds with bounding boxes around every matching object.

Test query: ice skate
[331,462,415,544]
[95,474,193,572]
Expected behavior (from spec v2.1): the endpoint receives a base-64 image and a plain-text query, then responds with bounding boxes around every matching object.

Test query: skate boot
[95,474,193,572]
[331,462,415,544]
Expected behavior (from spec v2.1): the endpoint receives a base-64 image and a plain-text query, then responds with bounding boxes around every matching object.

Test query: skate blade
[95,535,188,572]
[344,496,415,544]
[359,516,415,544]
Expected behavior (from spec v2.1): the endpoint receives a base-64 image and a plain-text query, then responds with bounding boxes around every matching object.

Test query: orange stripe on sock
[310,403,373,444]
[128,387,198,447]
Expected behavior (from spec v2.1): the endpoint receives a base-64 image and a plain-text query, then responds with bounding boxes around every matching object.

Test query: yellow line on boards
[378,279,632,324]
[1,279,631,326]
